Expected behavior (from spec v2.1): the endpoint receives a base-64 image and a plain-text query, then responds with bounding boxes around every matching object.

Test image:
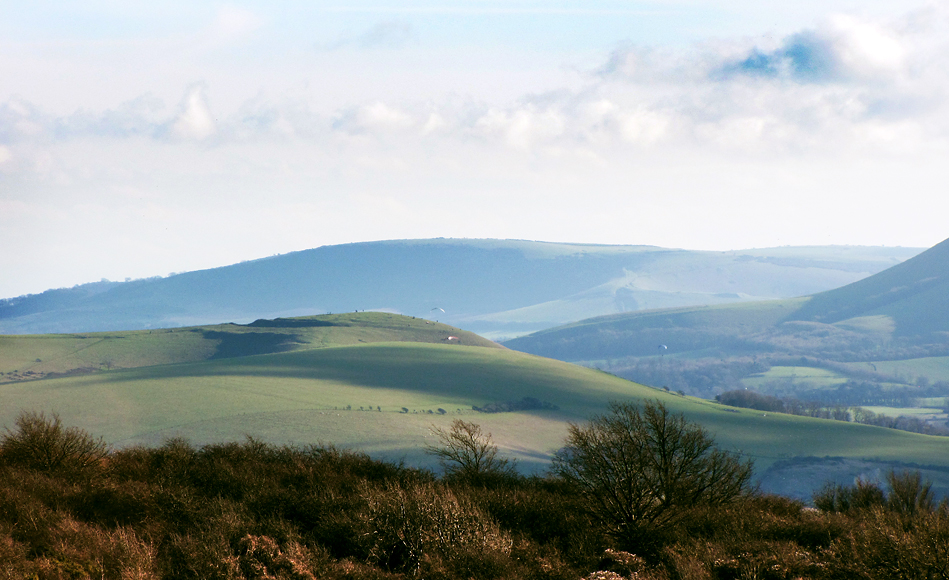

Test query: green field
[0,312,496,383]
[843,357,949,384]
[4,339,949,478]
[4,311,949,502]
[862,405,947,418]
[741,366,849,390]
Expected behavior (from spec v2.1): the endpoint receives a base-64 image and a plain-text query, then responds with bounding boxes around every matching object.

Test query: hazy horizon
[3,1,948,298]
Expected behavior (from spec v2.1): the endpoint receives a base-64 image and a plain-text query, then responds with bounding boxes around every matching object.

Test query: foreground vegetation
[2,409,948,580]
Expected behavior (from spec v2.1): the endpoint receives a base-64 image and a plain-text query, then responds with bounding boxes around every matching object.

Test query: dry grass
[2,412,948,579]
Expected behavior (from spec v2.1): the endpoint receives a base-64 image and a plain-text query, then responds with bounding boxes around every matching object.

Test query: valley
[3,237,949,503]
[505,237,949,433]
[3,311,949,502]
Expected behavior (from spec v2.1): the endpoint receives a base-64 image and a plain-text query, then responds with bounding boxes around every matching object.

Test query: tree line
[716,389,949,436]
[602,354,949,408]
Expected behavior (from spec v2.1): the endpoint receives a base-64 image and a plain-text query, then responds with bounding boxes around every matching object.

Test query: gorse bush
[813,478,886,513]
[886,469,937,516]
[829,506,949,579]
[813,469,943,516]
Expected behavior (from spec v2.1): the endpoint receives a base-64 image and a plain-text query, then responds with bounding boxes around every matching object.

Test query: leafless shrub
[424,420,516,480]
[0,411,108,477]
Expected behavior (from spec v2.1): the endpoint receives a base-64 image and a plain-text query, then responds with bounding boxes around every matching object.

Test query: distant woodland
[599,353,949,436]
[603,351,949,404]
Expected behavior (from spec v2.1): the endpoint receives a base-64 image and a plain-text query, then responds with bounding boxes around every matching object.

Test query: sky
[2,1,949,298]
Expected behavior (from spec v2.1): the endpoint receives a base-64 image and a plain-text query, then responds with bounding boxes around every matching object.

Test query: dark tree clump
[553,400,753,553]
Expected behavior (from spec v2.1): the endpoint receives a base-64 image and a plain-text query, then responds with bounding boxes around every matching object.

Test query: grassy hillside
[504,298,807,361]
[741,366,848,390]
[506,236,949,411]
[509,235,949,356]
[844,357,949,383]
[0,238,919,338]
[790,236,949,337]
[0,312,495,383]
[4,335,949,502]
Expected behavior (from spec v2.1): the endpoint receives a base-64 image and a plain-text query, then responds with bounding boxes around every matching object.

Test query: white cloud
[333,101,415,135]
[5,5,948,156]
[170,85,216,141]
[473,105,566,150]
[614,107,671,145]
[829,15,906,75]
[422,112,448,134]
[358,102,414,130]
[710,11,920,84]
[0,99,46,141]
[575,9,949,155]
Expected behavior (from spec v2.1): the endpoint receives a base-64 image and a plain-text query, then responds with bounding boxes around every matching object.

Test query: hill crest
[789,236,949,337]
[0,238,920,338]
[0,312,496,384]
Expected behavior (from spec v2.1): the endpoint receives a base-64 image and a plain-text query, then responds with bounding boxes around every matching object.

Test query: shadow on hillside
[246,318,338,328]
[92,345,611,419]
[203,330,305,359]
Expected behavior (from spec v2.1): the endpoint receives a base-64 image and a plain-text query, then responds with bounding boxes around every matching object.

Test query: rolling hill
[504,236,949,421]
[0,312,495,383]
[0,239,919,339]
[789,236,949,339]
[3,312,949,500]
[506,235,949,361]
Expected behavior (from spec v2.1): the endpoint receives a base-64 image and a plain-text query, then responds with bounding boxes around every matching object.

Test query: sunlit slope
[0,312,495,382]
[3,342,949,474]
[790,236,949,337]
[844,357,949,383]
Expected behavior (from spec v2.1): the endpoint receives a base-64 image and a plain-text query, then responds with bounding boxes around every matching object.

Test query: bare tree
[425,420,516,480]
[552,400,753,550]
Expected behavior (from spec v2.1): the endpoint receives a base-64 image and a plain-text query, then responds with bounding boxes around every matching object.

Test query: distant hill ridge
[0,238,920,337]
[506,235,949,361]
[790,236,949,337]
